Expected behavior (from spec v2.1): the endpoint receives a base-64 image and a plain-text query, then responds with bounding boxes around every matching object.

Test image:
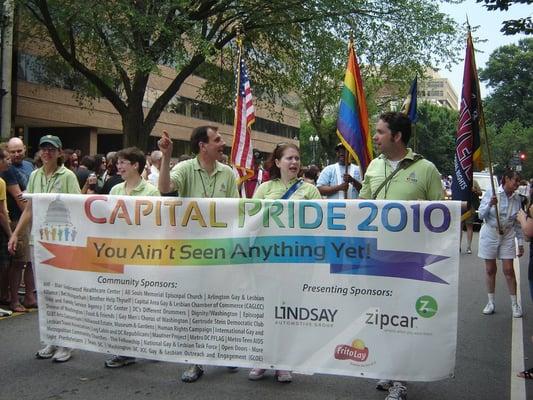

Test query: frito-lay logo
[334,339,369,362]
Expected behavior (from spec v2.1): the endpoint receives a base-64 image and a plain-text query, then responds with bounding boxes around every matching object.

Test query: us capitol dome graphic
[39,196,77,243]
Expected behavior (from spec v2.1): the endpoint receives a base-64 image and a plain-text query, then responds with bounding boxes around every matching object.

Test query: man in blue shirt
[2,137,34,312]
[317,143,362,199]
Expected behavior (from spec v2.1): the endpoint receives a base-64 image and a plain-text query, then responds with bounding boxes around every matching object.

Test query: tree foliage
[414,101,457,175]
[476,0,533,35]
[19,0,463,150]
[479,38,533,129]
[486,120,533,177]
[479,39,533,178]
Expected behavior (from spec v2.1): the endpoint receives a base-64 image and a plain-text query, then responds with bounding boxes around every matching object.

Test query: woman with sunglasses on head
[8,135,80,363]
[478,169,524,318]
[248,143,320,383]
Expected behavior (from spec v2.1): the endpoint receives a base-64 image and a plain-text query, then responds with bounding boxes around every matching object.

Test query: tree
[479,38,533,128]
[414,101,457,175]
[291,1,462,157]
[486,120,533,177]
[19,0,463,149]
[476,0,533,35]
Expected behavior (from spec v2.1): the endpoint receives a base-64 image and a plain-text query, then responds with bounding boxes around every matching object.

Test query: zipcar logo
[334,339,369,362]
[365,309,418,330]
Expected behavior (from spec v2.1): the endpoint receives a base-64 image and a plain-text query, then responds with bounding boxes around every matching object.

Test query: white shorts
[477,223,516,260]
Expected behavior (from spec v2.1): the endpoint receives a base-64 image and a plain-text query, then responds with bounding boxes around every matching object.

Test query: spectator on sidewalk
[0,146,13,310]
[2,137,35,313]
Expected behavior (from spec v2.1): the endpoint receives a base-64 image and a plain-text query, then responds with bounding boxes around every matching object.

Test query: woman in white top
[478,169,524,318]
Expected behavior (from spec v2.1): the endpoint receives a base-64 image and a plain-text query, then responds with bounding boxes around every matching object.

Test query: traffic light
[519,152,526,161]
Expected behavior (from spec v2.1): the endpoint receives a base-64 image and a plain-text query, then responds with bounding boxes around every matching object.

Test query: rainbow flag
[336,41,372,176]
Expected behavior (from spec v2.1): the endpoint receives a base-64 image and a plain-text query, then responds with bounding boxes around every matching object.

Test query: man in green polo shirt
[359,112,443,201]
[158,126,238,198]
[359,112,443,400]
[158,125,238,383]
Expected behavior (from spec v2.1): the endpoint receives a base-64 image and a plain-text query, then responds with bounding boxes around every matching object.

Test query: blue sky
[438,0,531,99]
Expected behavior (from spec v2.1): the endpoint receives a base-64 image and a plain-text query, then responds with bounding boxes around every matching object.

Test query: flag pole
[343,36,355,200]
[412,124,417,152]
[467,26,502,234]
[233,25,243,189]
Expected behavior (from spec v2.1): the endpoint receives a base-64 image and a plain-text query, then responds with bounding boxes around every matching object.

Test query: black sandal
[517,367,533,379]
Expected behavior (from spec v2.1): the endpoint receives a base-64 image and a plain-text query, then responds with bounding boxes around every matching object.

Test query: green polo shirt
[359,148,444,201]
[110,179,160,196]
[254,178,321,200]
[169,157,239,198]
[27,165,81,194]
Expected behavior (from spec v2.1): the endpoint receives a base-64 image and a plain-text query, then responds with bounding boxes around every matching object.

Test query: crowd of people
[0,111,531,399]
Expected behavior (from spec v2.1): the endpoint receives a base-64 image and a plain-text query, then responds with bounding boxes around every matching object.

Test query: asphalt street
[1,232,532,400]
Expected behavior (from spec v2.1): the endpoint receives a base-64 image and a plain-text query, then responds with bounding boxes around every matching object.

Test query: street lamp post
[309,134,319,164]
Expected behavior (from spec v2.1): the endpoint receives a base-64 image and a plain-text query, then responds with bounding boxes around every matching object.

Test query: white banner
[32,194,460,381]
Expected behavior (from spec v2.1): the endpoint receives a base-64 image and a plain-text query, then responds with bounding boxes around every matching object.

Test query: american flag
[231,57,255,184]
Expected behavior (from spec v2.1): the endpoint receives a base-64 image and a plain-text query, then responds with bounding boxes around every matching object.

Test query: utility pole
[1,0,14,139]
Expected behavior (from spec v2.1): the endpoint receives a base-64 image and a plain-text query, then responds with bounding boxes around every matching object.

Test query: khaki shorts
[10,221,30,263]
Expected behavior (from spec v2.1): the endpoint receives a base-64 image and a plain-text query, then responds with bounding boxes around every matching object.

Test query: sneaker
[466,247,472,254]
[248,368,266,381]
[276,370,292,383]
[385,382,407,400]
[376,379,393,391]
[512,303,523,318]
[105,355,137,368]
[52,346,72,362]
[36,344,57,359]
[483,301,495,315]
[0,307,12,317]
[181,364,204,383]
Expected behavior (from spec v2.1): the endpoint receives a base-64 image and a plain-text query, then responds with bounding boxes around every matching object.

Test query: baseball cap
[39,135,62,149]
[335,142,345,151]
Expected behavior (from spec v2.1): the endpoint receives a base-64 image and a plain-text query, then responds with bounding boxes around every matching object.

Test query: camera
[89,173,97,191]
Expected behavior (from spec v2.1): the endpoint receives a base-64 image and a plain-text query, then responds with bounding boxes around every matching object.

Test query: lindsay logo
[334,339,369,362]
[274,306,338,322]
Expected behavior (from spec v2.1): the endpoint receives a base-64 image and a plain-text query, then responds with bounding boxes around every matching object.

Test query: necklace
[198,171,217,198]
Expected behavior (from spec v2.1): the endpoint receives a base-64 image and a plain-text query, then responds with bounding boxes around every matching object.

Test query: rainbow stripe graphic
[40,236,448,284]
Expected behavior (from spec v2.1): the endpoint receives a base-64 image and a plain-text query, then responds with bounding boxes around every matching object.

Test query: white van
[471,172,499,228]
[473,172,499,198]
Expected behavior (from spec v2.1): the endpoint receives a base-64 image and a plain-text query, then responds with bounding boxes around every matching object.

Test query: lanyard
[40,169,60,193]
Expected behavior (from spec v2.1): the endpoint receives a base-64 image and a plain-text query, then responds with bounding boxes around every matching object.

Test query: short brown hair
[116,147,146,174]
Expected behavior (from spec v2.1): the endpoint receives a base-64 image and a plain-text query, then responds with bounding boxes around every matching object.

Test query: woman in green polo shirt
[253,143,321,201]
[249,143,320,384]
[8,135,80,363]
